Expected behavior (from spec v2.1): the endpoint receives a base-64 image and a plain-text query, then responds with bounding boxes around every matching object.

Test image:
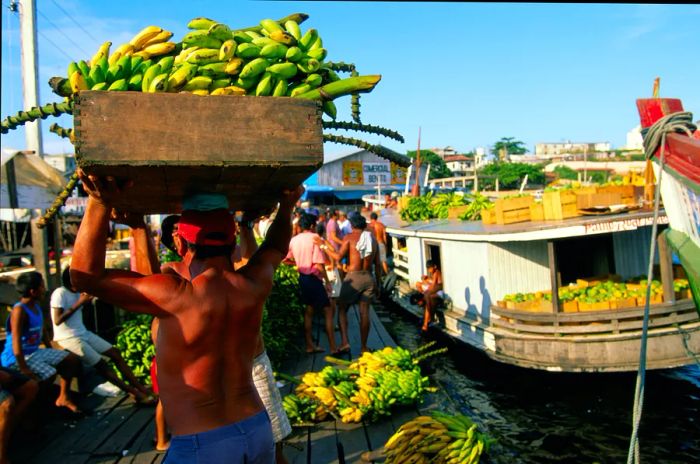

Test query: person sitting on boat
[416,260,444,333]
[50,266,156,406]
[70,170,303,464]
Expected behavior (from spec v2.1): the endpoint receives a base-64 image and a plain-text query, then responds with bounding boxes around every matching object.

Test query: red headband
[177,209,235,246]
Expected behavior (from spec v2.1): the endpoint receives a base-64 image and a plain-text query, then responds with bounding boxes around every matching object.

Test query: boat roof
[383,209,668,242]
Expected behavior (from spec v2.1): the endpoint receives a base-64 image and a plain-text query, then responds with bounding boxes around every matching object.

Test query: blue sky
[2,2,699,159]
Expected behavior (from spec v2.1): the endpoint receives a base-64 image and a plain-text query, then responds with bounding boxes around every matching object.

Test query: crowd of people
[0,173,399,463]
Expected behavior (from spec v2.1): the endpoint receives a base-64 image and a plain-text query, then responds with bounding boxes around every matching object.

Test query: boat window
[425,242,442,271]
[555,234,615,285]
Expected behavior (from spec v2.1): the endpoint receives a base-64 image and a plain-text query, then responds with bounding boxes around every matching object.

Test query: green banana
[157,56,175,74]
[260,18,284,35]
[128,73,143,91]
[91,82,108,91]
[244,30,263,40]
[141,63,162,92]
[76,60,92,85]
[116,55,132,80]
[289,83,311,97]
[208,23,232,41]
[107,78,128,91]
[297,58,320,74]
[305,73,322,87]
[182,30,222,49]
[182,76,212,91]
[219,39,236,61]
[306,47,327,61]
[272,79,288,97]
[235,76,257,90]
[266,62,297,79]
[168,63,198,90]
[184,48,219,65]
[284,20,301,40]
[197,62,227,78]
[106,64,123,84]
[235,43,261,59]
[95,56,109,77]
[299,28,318,51]
[149,73,169,92]
[309,36,323,51]
[255,72,274,96]
[260,43,287,60]
[187,17,218,30]
[208,78,230,90]
[135,59,153,75]
[130,55,144,74]
[67,62,79,80]
[239,57,269,79]
[285,46,303,62]
[232,31,253,44]
[88,65,106,86]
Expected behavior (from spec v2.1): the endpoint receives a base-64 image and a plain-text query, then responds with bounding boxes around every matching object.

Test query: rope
[626,110,695,464]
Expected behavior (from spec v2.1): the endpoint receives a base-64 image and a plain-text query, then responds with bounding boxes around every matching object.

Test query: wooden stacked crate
[493,196,533,225]
[542,190,579,220]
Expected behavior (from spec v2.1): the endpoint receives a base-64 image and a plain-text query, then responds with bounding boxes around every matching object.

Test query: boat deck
[9,303,446,463]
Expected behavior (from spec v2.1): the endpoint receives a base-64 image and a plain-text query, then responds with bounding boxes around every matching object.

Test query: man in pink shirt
[283,214,338,354]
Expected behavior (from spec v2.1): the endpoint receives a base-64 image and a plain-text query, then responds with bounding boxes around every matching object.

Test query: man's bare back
[343,230,378,272]
[70,172,302,441]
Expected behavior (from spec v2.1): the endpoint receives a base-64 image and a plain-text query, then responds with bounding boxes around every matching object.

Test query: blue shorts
[164,410,274,464]
[299,273,330,310]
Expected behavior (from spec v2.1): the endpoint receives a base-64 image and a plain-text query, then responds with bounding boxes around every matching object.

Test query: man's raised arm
[70,172,181,316]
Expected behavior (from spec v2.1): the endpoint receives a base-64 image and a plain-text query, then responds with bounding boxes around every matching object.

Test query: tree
[491,137,527,160]
[478,162,545,190]
[407,150,452,179]
[553,165,578,181]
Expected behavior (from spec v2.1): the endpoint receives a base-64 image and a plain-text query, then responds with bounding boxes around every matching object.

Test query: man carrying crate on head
[70,170,303,464]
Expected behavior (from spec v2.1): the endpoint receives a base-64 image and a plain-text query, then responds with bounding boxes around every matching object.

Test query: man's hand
[77,168,133,208]
[110,209,146,228]
[77,292,92,306]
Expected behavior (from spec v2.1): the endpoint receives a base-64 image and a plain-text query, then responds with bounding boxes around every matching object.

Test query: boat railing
[490,299,698,337]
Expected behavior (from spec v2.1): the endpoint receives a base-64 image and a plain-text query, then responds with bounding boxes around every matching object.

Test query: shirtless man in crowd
[319,213,381,353]
[70,170,302,463]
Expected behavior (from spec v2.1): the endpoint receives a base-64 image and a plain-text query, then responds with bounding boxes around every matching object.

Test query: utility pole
[18,0,52,288]
[411,127,421,196]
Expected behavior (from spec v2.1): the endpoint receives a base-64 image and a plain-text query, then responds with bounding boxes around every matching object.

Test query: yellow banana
[142,30,173,48]
[148,73,169,93]
[69,70,88,93]
[188,17,217,30]
[90,41,111,65]
[219,39,236,61]
[189,89,209,96]
[167,63,198,91]
[182,76,212,91]
[108,43,135,66]
[141,41,176,58]
[269,30,296,46]
[129,25,164,49]
[224,57,244,76]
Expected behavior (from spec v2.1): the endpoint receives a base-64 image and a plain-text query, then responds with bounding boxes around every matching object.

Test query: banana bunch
[115,315,155,385]
[282,393,324,424]
[49,13,382,119]
[384,412,493,464]
[363,368,431,419]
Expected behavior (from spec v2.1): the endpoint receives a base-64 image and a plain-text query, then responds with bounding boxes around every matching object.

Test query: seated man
[0,367,39,464]
[1,272,83,415]
[51,266,155,405]
[416,260,443,332]
[70,170,302,464]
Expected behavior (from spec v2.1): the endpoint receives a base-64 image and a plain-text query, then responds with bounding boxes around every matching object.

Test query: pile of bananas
[281,343,446,425]
[384,411,493,464]
[115,315,154,385]
[282,394,327,425]
[50,13,380,119]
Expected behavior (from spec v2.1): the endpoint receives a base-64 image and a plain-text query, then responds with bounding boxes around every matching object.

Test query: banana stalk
[325,61,356,73]
[1,101,74,134]
[323,134,411,168]
[350,68,361,123]
[322,121,405,143]
[274,371,302,385]
[37,173,79,228]
[295,75,381,101]
[49,122,74,141]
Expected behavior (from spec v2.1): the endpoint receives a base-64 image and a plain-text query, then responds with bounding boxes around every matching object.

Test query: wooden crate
[610,297,638,309]
[576,192,623,209]
[543,190,579,220]
[578,301,611,311]
[448,204,470,219]
[561,301,579,312]
[481,208,496,225]
[73,91,324,214]
[597,185,637,206]
[530,202,544,221]
[494,196,533,225]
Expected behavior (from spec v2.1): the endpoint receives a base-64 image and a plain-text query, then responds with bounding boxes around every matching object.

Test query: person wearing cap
[70,170,303,464]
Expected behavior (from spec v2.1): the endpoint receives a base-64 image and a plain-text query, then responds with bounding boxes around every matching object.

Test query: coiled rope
[627,111,697,464]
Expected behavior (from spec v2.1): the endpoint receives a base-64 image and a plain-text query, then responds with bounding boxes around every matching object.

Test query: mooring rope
[627,111,696,464]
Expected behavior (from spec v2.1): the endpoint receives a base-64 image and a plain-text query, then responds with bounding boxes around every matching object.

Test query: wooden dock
[9,302,447,463]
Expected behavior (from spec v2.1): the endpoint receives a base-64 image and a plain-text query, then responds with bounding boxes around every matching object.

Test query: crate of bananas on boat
[3,13,406,219]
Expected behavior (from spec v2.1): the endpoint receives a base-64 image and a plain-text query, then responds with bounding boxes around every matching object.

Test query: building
[43,153,76,176]
[304,148,423,205]
[626,125,644,151]
[534,141,612,158]
[443,154,475,176]
[430,146,459,159]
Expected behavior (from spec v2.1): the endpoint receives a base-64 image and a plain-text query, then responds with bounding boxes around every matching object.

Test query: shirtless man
[419,260,443,332]
[368,212,389,275]
[70,171,302,463]
[319,213,381,353]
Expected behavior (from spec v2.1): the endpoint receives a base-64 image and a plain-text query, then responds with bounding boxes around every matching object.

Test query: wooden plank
[117,418,161,464]
[84,407,155,464]
[74,91,324,214]
[548,240,560,314]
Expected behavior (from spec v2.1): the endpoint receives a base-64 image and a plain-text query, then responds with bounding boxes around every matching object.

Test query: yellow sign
[391,162,407,184]
[342,161,363,185]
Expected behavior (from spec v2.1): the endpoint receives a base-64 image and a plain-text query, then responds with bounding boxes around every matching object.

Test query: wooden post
[412,127,421,196]
[658,232,675,303]
[548,240,560,315]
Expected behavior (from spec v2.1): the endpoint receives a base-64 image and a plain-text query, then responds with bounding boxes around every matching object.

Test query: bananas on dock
[384,411,494,464]
[49,13,381,119]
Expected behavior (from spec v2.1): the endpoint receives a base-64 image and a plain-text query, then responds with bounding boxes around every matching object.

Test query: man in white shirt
[51,266,155,404]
